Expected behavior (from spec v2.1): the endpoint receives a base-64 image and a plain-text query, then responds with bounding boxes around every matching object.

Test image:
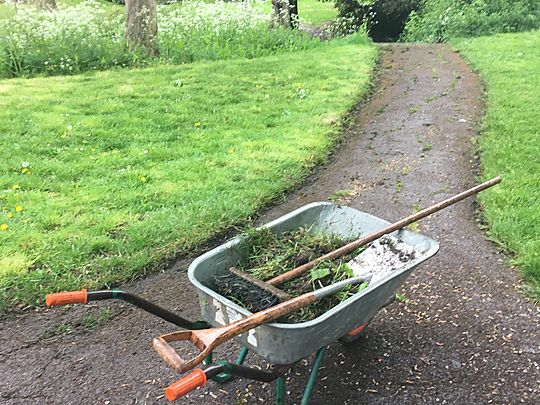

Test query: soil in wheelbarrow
[1,44,539,405]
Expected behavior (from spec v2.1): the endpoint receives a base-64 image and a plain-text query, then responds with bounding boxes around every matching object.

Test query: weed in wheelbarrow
[213,227,368,323]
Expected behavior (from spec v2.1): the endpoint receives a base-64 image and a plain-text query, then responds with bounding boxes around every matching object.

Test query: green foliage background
[334,0,420,40]
[402,0,540,42]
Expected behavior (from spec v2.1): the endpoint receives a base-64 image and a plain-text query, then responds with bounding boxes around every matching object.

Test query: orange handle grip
[165,369,207,401]
[46,289,87,306]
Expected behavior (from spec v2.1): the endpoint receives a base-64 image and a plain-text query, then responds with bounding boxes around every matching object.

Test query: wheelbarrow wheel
[339,321,370,344]
[339,294,396,344]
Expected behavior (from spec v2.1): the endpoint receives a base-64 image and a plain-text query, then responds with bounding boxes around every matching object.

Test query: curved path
[1,44,539,404]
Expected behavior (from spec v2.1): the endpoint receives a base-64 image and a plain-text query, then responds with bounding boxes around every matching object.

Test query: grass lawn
[0,35,376,310]
[452,31,540,300]
[297,0,338,24]
[255,0,338,24]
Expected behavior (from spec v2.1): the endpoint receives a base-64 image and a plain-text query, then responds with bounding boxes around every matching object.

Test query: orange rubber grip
[46,289,87,306]
[165,369,207,401]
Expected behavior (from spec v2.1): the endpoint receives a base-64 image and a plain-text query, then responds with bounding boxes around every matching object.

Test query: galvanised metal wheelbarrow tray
[188,202,439,365]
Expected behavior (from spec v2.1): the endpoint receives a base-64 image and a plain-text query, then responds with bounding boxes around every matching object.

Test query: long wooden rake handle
[266,176,502,286]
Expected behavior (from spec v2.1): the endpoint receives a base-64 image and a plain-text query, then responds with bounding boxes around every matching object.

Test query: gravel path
[1,43,538,405]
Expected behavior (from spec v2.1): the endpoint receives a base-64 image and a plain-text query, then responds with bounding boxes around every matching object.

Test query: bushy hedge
[401,0,540,42]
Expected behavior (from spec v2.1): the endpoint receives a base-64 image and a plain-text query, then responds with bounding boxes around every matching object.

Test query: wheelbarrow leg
[236,347,249,365]
[276,376,286,405]
[300,346,327,405]
[206,346,250,383]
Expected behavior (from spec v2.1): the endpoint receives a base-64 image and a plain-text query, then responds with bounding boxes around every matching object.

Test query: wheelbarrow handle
[46,289,87,306]
[45,289,208,330]
[165,369,207,401]
[163,362,287,401]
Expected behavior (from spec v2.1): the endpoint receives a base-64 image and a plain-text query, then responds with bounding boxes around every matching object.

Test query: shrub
[0,1,130,77]
[401,0,540,42]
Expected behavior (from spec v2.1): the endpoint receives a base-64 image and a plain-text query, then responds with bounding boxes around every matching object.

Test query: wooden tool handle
[152,330,215,374]
[267,176,502,286]
[153,335,187,371]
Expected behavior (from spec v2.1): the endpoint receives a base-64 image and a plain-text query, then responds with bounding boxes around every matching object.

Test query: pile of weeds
[218,227,368,323]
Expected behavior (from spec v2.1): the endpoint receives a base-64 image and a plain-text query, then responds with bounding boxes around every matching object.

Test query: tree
[272,0,299,29]
[36,0,57,10]
[125,0,159,56]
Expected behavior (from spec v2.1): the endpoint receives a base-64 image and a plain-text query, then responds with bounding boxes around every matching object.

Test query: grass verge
[452,31,540,299]
[0,35,376,310]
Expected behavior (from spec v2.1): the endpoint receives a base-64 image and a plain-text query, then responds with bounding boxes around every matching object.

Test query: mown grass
[295,0,338,24]
[452,31,540,299]
[248,0,338,24]
[216,227,367,323]
[0,35,376,310]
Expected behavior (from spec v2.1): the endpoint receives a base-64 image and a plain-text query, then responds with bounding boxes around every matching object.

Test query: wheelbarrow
[46,178,500,403]
[47,203,438,403]
[157,202,439,403]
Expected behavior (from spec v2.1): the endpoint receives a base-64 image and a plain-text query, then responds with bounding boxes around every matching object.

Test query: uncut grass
[452,31,540,299]
[223,227,367,323]
[0,1,323,78]
[0,38,376,310]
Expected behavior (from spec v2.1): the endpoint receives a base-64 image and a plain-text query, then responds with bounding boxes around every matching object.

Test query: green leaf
[310,267,331,281]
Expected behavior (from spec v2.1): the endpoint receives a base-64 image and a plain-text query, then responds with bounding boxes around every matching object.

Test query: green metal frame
[206,346,250,383]
[301,346,326,405]
[276,376,286,405]
[204,346,327,404]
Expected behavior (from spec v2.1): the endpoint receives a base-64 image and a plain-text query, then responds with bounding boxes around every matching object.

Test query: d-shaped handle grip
[153,330,214,374]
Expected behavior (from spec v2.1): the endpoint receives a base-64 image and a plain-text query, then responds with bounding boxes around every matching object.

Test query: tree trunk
[36,0,57,10]
[289,0,299,28]
[272,0,291,28]
[125,0,159,57]
[272,0,299,29]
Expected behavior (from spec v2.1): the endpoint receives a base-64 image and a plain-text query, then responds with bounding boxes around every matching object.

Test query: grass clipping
[214,227,368,323]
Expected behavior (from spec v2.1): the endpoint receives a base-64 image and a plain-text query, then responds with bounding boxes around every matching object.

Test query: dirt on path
[1,44,539,405]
